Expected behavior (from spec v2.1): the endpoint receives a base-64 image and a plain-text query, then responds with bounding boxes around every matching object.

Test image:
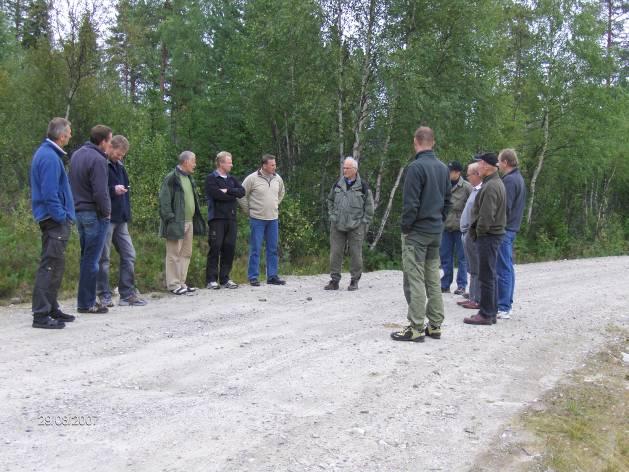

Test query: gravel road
[1,256,627,472]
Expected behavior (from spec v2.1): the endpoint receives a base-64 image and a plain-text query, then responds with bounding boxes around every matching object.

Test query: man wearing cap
[440,161,472,295]
[496,149,526,319]
[464,152,506,325]
[391,126,452,342]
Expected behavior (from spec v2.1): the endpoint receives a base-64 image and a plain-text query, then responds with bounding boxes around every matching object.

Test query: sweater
[30,139,76,224]
[502,168,527,232]
[205,171,246,221]
[107,160,131,223]
[238,170,285,220]
[69,142,111,218]
[401,150,452,234]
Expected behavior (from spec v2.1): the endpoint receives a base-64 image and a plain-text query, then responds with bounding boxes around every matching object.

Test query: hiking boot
[348,279,359,291]
[425,325,441,339]
[119,294,148,306]
[99,296,114,308]
[497,310,512,319]
[50,309,75,322]
[463,313,495,325]
[390,325,425,342]
[222,280,238,289]
[206,281,220,290]
[324,280,339,290]
[453,287,466,295]
[32,316,65,329]
[267,276,286,285]
[249,279,261,287]
[77,304,108,314]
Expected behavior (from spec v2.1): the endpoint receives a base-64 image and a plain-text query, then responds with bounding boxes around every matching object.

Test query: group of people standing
[390,126,526,343]
[29,118,523,339]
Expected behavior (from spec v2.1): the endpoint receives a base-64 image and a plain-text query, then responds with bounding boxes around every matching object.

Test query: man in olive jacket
[440,161,472,294]
[464,152,506,325]
[324,157,374,291]
[159,151,206,295]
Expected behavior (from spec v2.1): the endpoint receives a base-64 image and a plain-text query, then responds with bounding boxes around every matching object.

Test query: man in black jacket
[70,125,112,314]
[96,135,147,307]
[205,151,245,289]
[391,127,452,343]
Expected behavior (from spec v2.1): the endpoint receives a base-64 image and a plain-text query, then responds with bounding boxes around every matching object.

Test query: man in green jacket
[324,157,374,291]
[391,127,452,343]
[464,152,506,325]
[159,151,206,295]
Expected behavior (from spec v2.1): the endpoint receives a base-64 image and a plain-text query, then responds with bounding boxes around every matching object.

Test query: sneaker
[184,285,197,293]
[425,325,441,339]
[497,310,511,319]
[390,325,425,342]
[77,304,108,314]
[267,276,286,285]
[99,296,114,308]
[453,287,466,295]
[324,280,339,290]
[119,294,148,306]
[462,292,470,299]
[463,313,495,325]
[50,309,75,323]
[222,280,238,289]
[170,287,187,295]
[206,281,220,290]
[249,279,261,287]
[348,279,359,291]
[32,316,65,329]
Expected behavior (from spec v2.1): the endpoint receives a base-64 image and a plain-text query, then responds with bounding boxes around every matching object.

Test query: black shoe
[348,279,359,291]
[77,304,108,314]
[50,310,75,322]
[453,287,466,295]
[249,279,261,287]
[267,276,286,285]
[441,287,450,293]
[33,316,65,329]
[324,280,339,290]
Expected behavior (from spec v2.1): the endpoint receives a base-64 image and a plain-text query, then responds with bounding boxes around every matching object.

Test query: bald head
[413,126,435,152]
[466,162,482,186]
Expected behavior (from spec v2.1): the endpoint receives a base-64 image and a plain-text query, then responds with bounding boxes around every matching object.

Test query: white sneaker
[497,310,512,319]
[222,280,238,289]
[206,282,220,290]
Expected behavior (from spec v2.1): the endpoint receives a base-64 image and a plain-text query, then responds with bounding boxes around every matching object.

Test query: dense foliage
[0,0,627,298]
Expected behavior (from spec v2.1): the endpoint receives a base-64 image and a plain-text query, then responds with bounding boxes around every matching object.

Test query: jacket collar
[82,141,108,159]
[44,138,67,157]
[414,149,435,160]
[483,171,500,184]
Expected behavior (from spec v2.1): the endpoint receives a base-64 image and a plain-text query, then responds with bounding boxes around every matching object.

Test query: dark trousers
[205,219,238,284]
[32,219,71,318]
[477,234,503,318]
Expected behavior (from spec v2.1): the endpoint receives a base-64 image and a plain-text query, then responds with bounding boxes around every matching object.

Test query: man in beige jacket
[239,154,286,286]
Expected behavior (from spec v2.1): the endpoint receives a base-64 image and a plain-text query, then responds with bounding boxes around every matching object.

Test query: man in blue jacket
[30,118,76,329]
[204,151,245,289]
[70,125,113,314]
[96,135,147,307]
[496,149,527,319]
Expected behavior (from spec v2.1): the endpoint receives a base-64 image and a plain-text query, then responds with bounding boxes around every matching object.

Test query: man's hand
[114,185,128,196]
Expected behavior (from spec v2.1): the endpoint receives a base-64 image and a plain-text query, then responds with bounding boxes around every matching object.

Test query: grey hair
[178,150,196,164]
[47,117,71,141]
[343,157,358,169]
[111,135,129,151]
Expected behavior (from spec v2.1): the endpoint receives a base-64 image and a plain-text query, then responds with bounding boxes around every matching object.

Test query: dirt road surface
[1,256,627,471]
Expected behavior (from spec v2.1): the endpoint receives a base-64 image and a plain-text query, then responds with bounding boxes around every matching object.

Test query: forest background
[0,0,627,299]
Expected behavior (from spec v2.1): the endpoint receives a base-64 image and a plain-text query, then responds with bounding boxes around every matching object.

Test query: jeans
[440,230,467,290]
[248,218,279,281]
[329,224,365,282]
[496,229,517,312]
[97,222,137,300]
[402,232,444,330]
[32,219,71,317]
[477,234,503,318]
[76,211,110,309]
[206,219,238,284]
